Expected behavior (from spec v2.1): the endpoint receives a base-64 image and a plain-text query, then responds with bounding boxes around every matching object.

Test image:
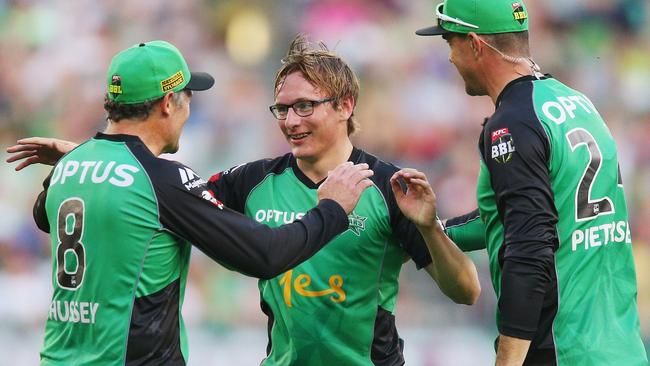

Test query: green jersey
[477,76,647,365]
[208,148,433,365]
[35,133,350,365]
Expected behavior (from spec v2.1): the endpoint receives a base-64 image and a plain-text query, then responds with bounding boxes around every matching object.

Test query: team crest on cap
[512,3,527,24]
[109,75,122,95]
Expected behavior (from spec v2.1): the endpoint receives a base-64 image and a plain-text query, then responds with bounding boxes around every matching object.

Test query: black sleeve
[152,161,349,280]
[206,159,275,213]
[481,111,558,340]
[33,170,54,233]
[381,167,432,269]
[206,163,249,212]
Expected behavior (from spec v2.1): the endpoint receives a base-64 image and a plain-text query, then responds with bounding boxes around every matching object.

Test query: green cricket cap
[107,40,214,104]
[416,0,529,36]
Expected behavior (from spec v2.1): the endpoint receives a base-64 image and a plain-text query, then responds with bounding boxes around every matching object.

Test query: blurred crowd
[0,0,648,364]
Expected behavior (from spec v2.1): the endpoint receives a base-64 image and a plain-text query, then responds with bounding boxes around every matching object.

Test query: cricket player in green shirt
[9,40,375,365]
[416,0,648,364]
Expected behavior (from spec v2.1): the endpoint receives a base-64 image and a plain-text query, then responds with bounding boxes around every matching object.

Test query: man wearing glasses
[205,34,481,365]
[416,0,648,365]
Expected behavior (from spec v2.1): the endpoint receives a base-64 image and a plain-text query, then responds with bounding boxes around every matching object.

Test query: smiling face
[274,71,351,163]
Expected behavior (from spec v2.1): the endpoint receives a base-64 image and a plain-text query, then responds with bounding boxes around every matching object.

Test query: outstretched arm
[159,161,374,279]
[390,168,480,305]
[6,137,77,171]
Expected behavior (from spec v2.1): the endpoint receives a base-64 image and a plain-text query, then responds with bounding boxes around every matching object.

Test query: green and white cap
[416,0,528,36]
[107,40,214,104]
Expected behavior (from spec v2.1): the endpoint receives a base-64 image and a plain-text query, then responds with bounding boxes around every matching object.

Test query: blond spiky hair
[274,34,360,136]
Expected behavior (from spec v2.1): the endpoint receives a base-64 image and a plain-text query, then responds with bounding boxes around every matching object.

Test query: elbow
[453,266,481,305]
[257,273,273,280]
[245,234,289,280]
[256,257,290,280]
[460,281,481,305]
[33,190,50,233]
[247,258,279,280]
[257,268,279,280]
[451,283,481,305]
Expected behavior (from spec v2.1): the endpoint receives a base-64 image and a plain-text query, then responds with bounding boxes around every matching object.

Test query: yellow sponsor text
[108,85,122,94]
[514,11,527,21]
[279,269,346,307]
[161,70,184,92]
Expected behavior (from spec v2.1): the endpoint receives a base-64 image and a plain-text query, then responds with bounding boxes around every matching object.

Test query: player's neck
[485,61,533,105]
[296,139,354,183]
[104,118,166,156]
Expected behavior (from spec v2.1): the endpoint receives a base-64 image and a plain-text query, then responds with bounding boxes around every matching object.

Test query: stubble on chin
[465,82,487,97]
[162,142,180,155]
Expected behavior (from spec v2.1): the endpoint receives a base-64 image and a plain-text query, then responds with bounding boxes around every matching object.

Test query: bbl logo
[109,75,122,96]
[512,2,527,24]
[491,128,516,163]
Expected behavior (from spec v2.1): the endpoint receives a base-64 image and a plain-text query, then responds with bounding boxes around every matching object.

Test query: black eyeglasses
[269,98,334,120]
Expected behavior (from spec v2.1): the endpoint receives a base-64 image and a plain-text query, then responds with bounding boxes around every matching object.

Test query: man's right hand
[318,162,374,214]
[389,168,438,230]
[5,137,77,171]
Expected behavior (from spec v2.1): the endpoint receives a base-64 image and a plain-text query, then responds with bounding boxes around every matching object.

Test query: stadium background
[0,0,648,364]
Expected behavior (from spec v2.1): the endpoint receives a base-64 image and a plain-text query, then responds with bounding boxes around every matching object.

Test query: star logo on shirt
[347,212,367,236]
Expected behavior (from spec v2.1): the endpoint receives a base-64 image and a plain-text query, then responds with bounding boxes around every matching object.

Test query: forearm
[256,199,349,278]
[493,248,554,365]
[420,222,480,304]
[176,199,349,279]
[495,335,531,366]
[33,171,54,233]
[444,209,486,252]
[498,243,554,339]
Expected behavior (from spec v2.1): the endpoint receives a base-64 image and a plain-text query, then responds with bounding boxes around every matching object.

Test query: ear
[467,32,483,58]
[158,92,175,117]
[337,95,355,121]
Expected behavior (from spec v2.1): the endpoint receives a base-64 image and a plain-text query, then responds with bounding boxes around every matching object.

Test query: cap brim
[186,72,215,91]
[415,25,449,36]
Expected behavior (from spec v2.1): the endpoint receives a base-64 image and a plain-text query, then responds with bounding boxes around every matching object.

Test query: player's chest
[245,178,393,257]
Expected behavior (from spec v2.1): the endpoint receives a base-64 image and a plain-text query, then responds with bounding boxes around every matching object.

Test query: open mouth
[288,132,311,141]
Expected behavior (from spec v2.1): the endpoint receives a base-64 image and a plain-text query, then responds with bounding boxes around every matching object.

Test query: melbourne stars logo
[347,212,367,236]
[512,2,527,24]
